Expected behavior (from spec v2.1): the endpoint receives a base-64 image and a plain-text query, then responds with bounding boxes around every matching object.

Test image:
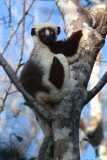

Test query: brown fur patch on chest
[49,57,64,89]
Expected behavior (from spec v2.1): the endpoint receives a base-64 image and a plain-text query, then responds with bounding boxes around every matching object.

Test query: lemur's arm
[49,30,83,58]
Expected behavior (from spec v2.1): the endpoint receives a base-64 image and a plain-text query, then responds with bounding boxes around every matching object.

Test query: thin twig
[0,0,26,110]
[15,0,25,72]
[4,0,14,30]
[1,0,35,55]
[96,59,107,63]
[80,118,88,132]
[84,0,91,7]
[1,82,11,108]
[84,71,107,105]
[8,89,18,95]
[38,125,52,160]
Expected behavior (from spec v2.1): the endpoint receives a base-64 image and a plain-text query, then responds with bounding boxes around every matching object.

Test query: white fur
[31,43,70,109]
[45,29,50,36]
[35,23,58,35]
[95,145,107,157]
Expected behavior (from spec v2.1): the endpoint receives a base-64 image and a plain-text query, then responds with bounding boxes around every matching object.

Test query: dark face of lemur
[39,28,57,45]
[31,27,57,46]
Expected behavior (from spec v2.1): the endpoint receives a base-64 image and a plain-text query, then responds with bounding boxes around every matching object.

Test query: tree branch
[38,125,52,160]
[89,3,107,28]
[84,0,91,7]
[80,118,88,132]
[0,0,26,110]
[96,59,107,63]
[84,71,107,105]
[1,0,35,55]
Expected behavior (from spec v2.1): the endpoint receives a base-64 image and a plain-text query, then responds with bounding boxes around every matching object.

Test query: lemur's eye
[41,32,44,36]
[50,31,54,35]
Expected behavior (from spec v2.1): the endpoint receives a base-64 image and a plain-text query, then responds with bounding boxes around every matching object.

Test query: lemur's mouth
[43,37,55,46]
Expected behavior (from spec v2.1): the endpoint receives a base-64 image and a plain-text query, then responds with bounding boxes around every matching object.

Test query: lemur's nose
[45,29,50,36]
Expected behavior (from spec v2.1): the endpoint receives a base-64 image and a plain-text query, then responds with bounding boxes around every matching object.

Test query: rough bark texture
[51,96,82,160]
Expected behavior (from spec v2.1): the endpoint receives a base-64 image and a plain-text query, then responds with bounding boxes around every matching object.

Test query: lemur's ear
[57,26,61,35]
[31,28,36,36]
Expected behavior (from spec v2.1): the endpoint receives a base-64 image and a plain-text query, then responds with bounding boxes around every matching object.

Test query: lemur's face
[31,23,60,46]
[38,27,56,45]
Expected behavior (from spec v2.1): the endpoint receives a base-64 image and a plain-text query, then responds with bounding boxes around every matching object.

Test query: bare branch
[95,11,107,37]
[0,82,11,109]
[80,118,88,132]
[44,4,55,22]
[0,0,26,110]
[15,0,25,72]
[84,71,107,105]
[84,0,91,7]
[96,59,107,63]
[4,0,14,30]
[89,4,107,28]
[38,125,52,160]
[1,0,35,55]
[8,89,18,95]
